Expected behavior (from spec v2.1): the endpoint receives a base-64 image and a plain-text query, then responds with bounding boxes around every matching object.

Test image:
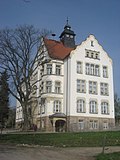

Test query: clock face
[70,35,73,38]
[66,34,69,37]
[67,27,70,30]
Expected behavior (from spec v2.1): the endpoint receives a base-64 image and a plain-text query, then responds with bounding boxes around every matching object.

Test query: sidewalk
[0,145,120,160]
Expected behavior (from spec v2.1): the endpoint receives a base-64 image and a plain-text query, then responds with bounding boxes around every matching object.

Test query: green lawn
[0,131,120,147]
[96,152,120,160]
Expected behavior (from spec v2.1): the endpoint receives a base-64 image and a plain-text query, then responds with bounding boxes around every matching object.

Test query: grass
[0,131,120,147]
[96,152,120,160]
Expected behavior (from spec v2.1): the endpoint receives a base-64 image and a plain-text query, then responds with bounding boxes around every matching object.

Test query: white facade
[64,35,114,131]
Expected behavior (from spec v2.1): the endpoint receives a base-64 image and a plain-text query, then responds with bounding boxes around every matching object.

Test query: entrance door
[55,120,66,132]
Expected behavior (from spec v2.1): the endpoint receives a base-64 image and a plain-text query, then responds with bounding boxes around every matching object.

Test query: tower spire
[59,19,76,48]
[66,17,69,25]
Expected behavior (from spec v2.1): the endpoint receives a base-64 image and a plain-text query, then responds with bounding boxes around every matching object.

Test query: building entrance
[55,120,66,132]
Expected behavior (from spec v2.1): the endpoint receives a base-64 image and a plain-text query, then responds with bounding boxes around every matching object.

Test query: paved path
[0,145,120,160]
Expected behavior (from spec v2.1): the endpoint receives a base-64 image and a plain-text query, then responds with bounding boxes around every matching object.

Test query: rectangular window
[100,83,109,95]
[89,81,97,94]
[56,65,61,75]
[79,120,84,130]
[47,64,52,74]
[55,81,61,93]
[46,81,52,93]
[42,119,45,128]
[103,122,108,129]
[90,120,98,129]
[103,66,108,78]
[77,61,82,74]
[77,79,86,93]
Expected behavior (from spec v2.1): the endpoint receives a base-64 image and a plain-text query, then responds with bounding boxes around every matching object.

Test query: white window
[77,99,85,113]
[101,102,109,114]
[47,64,52,74]
[79,120,84,130]
[85,63,100,76]
[90,120,98,129]
[77,79,86,93]
[95,65,99,76]
[55,81,61,93]
[103,121,108,129]
[86,51,89,57]
[46,81,52,93]
[89,81,97,94]
[54,100,61,113]
[77,61,82,74]
[91,53,94,58]
[66,34,69,37]
[103,66,108,78]
[100,83,109,95]
[89,101,97,114]
[56,65,61,75]
[85,49,100,59]
[86,63,90,75]
[42,119,45,128]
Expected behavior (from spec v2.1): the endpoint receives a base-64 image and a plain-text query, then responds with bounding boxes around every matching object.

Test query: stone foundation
[67,116,115,132]
[36,116,115,132]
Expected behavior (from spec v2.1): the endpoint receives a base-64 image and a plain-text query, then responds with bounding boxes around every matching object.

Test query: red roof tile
[44,38,74,60]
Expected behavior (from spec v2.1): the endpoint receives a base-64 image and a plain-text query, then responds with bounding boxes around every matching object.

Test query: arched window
[54,100,61,113]
[101,102,109,114]
[89,101,97,114]
[77,99,85,113]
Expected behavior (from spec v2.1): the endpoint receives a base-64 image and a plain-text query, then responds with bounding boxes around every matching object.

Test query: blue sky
[0,0,120,101]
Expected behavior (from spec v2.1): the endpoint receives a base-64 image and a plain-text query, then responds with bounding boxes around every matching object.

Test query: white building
[16,22,115,132]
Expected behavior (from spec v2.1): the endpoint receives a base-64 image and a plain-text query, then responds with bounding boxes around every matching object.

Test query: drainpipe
[66,58,69,132]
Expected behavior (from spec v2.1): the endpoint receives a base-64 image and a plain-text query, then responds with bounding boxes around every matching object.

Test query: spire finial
[66,17,69,25]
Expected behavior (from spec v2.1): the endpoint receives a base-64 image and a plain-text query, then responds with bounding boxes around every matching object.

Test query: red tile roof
[44,38,74,60]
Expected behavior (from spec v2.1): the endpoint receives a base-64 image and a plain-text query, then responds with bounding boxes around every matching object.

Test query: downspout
[66,58,69,132]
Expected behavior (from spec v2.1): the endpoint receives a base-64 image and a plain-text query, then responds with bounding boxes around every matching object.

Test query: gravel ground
[0,145,120,160]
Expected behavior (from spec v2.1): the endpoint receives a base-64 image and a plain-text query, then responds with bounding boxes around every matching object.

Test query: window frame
[103,66,108,78]
[56,64,61,75]
[89,81,97,94]
[46,64,52,75]
[53,100,61,113]
[100,83,109,96]
[89,100,98,114]
[46,81,52,93]
[55,81,61,94]
[77,79,86,93]
[77,99,85,113]
[77,61,82,74]
[101,102,109,114]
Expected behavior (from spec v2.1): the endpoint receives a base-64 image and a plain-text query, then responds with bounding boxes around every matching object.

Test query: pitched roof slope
[44,38,74,60]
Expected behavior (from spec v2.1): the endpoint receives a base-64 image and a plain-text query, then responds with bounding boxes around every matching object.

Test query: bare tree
[0,25,51,130]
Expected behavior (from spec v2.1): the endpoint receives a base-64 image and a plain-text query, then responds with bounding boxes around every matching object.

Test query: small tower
[59,18,76,48]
